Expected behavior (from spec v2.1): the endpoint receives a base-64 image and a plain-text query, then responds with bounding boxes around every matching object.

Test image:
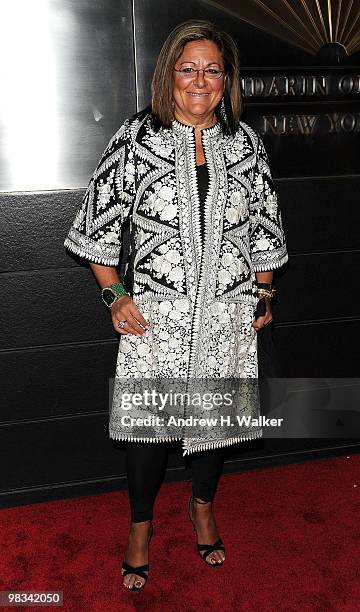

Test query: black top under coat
[196,163,209,238]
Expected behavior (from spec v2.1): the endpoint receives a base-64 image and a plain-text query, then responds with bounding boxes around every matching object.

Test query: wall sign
[241,71,360,100]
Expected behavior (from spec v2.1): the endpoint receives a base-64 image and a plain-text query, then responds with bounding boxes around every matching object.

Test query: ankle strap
[193,496,211,504]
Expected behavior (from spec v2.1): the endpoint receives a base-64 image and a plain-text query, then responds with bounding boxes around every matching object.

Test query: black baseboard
[1,440,359,509]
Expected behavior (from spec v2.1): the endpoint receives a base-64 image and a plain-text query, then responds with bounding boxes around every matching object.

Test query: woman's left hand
[252,297,273,330]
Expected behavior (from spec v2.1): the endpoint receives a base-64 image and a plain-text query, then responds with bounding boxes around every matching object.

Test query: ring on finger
[117,320,127,329]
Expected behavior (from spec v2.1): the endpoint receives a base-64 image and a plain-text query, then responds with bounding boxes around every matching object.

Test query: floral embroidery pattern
[141,176,178,226]
[142,131,175,161]
[64,114,288,454]
[215,241,249,296]
[205,301,258,378]
[138,236,186,293]
[115,298,191,378]
[223,130,251,164]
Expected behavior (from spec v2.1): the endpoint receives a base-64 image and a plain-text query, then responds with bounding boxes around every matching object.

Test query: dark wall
[1,0,359,508]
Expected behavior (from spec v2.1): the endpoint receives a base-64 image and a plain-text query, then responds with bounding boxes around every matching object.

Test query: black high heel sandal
[121,522,154,592]
[188,495,225,567]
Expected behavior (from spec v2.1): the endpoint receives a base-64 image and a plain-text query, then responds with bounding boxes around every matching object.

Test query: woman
[64,20,288,591]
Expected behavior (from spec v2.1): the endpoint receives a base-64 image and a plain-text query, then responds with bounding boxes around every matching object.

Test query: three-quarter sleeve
[249,133,288,272]
[64,119,135,266]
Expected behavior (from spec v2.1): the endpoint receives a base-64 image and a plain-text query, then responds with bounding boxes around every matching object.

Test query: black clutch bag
[253,296,267,318]
[253,297,283,378]
[257,324,283,378]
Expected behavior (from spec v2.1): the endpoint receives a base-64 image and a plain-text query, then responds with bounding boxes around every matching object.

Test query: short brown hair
[150,19,242,135]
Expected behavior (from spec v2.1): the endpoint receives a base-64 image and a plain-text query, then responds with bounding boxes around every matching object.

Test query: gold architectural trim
[203,0,360,56]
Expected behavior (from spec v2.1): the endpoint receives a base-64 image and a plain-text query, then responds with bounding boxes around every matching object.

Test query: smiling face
[172,39,226,127]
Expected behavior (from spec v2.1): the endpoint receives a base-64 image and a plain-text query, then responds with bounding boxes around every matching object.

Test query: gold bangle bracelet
[257,288,277,299]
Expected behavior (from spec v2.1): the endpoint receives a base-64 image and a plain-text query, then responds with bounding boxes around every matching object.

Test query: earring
[220,96,226,120]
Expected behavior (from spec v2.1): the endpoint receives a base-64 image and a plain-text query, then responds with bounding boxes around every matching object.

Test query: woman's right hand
[111,295,149,336]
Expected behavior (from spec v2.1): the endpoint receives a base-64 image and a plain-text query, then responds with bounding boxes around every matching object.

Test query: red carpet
[1,454,359,612]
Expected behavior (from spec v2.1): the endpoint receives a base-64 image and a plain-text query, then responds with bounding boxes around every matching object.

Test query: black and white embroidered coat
[64,113,288,455]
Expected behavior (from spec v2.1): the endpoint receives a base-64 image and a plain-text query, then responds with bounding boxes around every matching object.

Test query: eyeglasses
[173,67,225,80]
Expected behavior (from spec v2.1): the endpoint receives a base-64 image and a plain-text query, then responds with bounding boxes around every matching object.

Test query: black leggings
[125,442,224,522]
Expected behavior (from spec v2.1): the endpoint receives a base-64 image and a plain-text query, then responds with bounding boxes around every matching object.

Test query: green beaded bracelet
[101,282,128,308]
